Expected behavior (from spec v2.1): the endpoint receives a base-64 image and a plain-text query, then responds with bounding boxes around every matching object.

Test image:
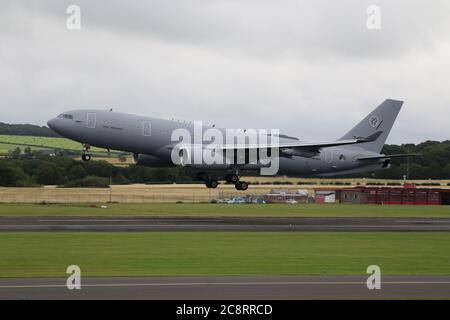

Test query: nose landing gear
[81,145,91,162]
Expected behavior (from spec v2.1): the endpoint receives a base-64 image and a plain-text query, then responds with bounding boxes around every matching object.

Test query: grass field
[0,135,130,162]
[0,134,134,165]
[0,134,106,153]
[0,232,449,277]
[0,203,449,217]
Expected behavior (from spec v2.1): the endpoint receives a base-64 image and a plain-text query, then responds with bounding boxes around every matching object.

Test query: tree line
[378,140,450,180]
[0,140,449,187]
[0,123,60,137]
[0,150,196,187]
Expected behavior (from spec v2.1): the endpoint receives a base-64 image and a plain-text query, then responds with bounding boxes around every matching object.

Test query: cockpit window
[58,113,73,119]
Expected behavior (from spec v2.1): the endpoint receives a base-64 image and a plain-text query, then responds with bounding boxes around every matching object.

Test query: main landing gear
[206,179,219,189]
[225,173,248,191]
[197,172,219,189]
[234,181,248,191]
[81,145,91,162]
[197,172,249,191]
[225,174,239,184]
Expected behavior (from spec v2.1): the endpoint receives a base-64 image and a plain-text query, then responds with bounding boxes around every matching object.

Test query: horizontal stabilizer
[357,153,422,161]
[359,131,383,143]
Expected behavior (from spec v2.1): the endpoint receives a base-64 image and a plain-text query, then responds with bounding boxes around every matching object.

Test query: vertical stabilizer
[340,99,403,153]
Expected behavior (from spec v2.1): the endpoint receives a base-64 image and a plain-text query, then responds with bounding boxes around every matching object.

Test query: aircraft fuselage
[47,109,389,178]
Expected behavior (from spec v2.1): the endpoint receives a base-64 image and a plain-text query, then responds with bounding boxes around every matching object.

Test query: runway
[1,216,450,232]
[1,275,450,299]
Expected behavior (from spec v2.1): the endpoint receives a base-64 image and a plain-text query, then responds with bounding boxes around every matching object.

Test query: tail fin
[340,99,403,153]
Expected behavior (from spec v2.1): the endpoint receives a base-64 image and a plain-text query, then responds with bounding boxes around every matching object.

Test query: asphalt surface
[1,275,450,299]
[1,216,450,232]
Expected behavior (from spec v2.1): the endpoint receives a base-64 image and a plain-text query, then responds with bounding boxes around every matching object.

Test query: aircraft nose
[47,117,60,133]
[47,118,56,129]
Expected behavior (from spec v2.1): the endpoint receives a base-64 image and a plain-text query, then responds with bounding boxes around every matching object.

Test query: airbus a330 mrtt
[47,99,417,191]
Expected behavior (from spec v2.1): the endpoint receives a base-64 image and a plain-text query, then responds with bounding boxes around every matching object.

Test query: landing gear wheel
[225,174,239,184]
[235,181,248,191]
[82,145,91,162]
[206,180,218,189]
[209,180,218,189]
[81,153,91,162]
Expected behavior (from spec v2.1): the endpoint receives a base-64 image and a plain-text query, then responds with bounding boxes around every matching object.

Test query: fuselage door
[323,149,333,164]
[86,113,97,129]
[142,121,151,136]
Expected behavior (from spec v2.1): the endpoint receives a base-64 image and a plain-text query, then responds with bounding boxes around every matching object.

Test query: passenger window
[87,113,96,128]
[142,121,151,136]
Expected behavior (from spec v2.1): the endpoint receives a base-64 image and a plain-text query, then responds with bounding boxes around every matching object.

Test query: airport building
[315,185,450,205]
[263,189,311,203]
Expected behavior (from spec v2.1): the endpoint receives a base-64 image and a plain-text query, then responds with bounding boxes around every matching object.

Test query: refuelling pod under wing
[133,153,175,167]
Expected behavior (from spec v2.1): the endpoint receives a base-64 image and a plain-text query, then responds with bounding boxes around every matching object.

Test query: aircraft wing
[205,131,383,153]
[357,153,422,161]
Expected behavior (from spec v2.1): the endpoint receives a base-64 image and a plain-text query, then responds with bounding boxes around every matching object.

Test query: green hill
[0,134,108,155]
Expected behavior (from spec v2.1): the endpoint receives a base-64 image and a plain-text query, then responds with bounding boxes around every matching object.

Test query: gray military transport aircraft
[47,99,418,191]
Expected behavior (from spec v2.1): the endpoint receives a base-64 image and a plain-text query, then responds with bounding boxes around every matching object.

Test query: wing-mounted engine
[177,146,231,169]
[177,146,203,166]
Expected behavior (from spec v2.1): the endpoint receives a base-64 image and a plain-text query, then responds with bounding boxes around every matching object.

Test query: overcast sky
[1,0,449,144]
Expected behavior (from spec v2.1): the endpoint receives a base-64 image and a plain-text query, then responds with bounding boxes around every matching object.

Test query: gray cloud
[0,0,449,143]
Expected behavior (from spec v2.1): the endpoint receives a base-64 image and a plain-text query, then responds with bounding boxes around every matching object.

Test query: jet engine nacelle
[178,146,203,167]
[133,153,174,167]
